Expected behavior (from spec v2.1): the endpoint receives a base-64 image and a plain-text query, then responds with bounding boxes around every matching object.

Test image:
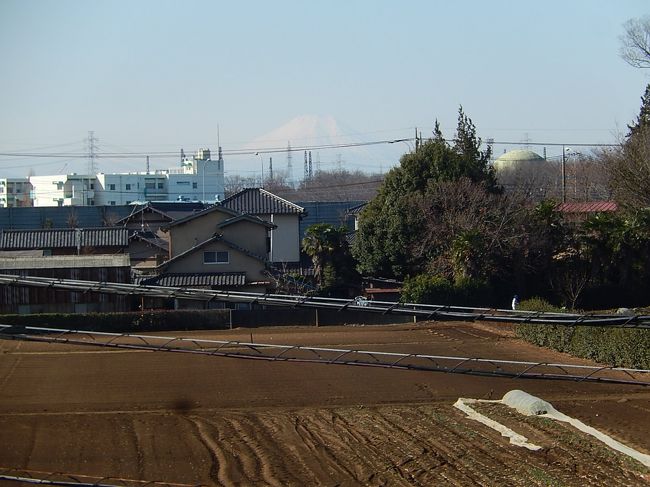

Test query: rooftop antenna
[269,157,273,180]
[217,125,224,171]
[180,148,185,163]
[86,131,98,174]
[146,155,150,174]
[521,133,532,149]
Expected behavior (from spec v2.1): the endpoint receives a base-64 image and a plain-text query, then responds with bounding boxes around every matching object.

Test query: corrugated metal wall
[0,206,133,229]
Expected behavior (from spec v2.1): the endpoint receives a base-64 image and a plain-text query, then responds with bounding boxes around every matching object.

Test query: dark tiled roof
[0,227,129,250]
[222,188,305,215]
[116,202,174,225]
[346,202,367,215]
[141,272,246,287]
[556,201,618,213]
[217,214,276,230]
[129,232,169,252]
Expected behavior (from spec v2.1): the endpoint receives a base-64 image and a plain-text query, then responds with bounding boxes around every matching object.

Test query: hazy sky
[0,0,649,179]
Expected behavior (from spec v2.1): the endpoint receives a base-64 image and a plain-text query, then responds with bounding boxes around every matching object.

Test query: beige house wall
[165,240,266,281]
[168,210,230,257]
[169,209,269,259]
[220,220,268,258]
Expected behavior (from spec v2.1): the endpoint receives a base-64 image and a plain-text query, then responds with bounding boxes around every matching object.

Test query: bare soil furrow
[187,416,239,487]
[1,324,648,486]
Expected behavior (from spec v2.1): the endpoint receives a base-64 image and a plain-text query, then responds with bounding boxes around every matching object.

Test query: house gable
[166,205,273,258]
[160,235,266,282]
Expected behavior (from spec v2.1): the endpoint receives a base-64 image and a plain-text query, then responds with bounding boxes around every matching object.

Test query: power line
[0,137,622,160]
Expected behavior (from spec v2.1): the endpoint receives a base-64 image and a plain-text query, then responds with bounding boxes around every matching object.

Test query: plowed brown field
[1,322,649,486]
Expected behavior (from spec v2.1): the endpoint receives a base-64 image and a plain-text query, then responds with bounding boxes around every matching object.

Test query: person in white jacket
[511,295,520,310]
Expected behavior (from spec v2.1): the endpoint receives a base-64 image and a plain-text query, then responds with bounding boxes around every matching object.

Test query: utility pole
[562,145,567,203]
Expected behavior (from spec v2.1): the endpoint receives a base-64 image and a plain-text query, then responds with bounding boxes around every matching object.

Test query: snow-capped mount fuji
[237,115,402,178]
[249,115,352,150]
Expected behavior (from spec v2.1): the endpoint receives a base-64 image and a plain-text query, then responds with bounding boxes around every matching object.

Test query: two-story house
[146,204,276,293]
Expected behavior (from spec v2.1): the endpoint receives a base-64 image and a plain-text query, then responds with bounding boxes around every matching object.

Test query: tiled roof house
[221,188,305,263]
[152,204,276,292]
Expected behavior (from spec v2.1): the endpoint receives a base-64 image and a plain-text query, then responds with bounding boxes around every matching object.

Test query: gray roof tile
[0,228,129,249]
[222,188,304,215]
[141,272,246,287]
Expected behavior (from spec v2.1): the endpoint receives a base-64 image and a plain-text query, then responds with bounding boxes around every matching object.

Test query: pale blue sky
[0,0,648,178]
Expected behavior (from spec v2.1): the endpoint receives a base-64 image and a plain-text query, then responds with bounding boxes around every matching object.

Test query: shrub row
[0,309,231,333]
[516,298,650,369]
[401,274,496,307]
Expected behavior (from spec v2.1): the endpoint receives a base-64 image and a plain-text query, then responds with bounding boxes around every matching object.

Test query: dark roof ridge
[216,214,276,229]
[221,187,305,215]
[163,204,241,229]
[116,202,174,225]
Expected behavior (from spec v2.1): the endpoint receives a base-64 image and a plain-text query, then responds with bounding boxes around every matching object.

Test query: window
[203,251,229,264]
[90,183,94,190]
[109,184,116,191]
[176,181,190,185]
[192,182,198,189]
[125,183,131,190]
[157,182,164,189]
[109,201,116,206]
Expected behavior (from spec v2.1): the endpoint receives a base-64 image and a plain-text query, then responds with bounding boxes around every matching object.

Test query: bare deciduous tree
[620,16,650,69]
[602,128,650,209]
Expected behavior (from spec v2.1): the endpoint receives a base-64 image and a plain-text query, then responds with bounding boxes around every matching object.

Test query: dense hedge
[401,274,495,307]
[516,298,650,369]
[0,309,231,333]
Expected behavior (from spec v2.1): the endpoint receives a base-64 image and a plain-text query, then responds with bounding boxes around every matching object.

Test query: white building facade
[30,174,96,207]
[0,178,33,208]
[28,148,225,207]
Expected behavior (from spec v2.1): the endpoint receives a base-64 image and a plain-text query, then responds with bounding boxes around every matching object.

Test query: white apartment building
[28,148,225,207]
[30,174,96,207]
[0,177,33,207]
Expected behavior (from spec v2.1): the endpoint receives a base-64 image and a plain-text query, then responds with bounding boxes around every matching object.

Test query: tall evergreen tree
[353,107,496,279]
[627,83,650,139]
